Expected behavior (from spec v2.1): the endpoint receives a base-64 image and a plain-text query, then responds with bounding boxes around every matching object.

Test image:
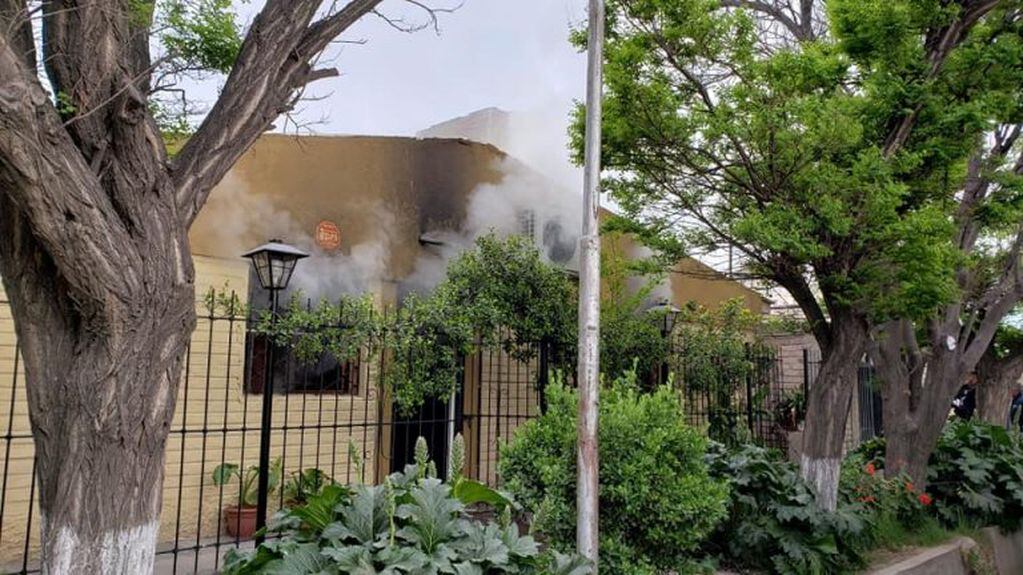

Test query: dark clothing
[1009,392,1023,432]
[952,385,977,420]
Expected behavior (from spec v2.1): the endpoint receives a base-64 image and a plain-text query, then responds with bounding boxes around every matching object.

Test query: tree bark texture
[0,1,388,572]
[870,327,962,487]
[977,345,1023,426]
[799,314,868,511]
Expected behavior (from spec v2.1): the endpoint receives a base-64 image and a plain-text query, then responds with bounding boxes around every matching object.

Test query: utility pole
[577,0,604,569]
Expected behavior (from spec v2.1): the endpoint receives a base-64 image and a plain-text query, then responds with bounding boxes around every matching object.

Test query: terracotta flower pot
[223,505,258,539]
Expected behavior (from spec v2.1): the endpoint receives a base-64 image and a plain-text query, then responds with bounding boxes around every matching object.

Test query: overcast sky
[195,0,589,136]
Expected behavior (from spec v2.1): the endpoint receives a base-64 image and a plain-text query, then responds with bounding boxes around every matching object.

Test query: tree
[579,0,1013,509]
[977,324,1023,424]
[0,1,449,572]
[870,123,1023,485]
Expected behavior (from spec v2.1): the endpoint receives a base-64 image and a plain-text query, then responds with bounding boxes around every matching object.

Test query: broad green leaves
[222,442,584,575]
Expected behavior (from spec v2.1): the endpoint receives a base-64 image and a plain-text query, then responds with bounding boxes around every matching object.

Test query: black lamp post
[648,301,682,385]
[242,240,308,542]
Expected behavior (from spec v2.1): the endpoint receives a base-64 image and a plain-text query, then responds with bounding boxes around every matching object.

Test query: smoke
[196,172,397,301]
[624,243,672,308]
[402,157,583,296]
[288,213,395,298]
[198,128,587,303]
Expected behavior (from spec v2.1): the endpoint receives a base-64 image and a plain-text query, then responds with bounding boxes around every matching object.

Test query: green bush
[223,439,592,575]
[500,376,729,574]
[854,420,1023,531]
[704,442,872,574]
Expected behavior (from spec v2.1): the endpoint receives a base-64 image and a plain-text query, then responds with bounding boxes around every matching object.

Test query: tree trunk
[976,348,1023,426]
[0,212,196,573]
[800,319,866,511]
[16,293,194,574]
[878,373,951,488]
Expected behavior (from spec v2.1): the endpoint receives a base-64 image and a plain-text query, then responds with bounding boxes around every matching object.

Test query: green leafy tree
[246,234,576,413]
[578,0,1022,507]
[674,299,770,444]
[598,229,671,381]
[0,1,451,571]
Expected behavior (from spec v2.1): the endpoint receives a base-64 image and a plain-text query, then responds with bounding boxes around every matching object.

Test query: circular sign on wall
[315,220,341,252]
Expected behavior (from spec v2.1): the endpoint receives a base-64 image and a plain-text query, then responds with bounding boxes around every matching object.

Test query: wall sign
[315,220,341,251]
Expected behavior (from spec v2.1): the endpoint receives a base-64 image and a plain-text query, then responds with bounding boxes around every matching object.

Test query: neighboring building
[0,133,770,569]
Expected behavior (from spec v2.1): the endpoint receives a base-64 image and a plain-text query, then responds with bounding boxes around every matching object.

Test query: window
[517,209,537,241]
[245,333,360,395]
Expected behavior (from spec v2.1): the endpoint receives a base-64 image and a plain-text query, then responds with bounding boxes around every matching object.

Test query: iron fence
[0,299,551,574]
[666,343,789,449]
[0,296,825,573]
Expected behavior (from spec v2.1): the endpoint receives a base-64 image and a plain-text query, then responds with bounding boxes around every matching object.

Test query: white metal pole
[577,0,604,568]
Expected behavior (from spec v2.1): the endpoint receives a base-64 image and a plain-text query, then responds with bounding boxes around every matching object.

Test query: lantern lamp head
[242,240,309,291]
[647,300,682,335]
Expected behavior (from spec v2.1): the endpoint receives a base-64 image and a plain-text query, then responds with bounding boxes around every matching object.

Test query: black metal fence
[802,349,884,446]
[0,298,557,574]
[0,296,819,573]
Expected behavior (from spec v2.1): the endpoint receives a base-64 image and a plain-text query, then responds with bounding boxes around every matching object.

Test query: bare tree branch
[963,223,1023,367]
[719,0,813,42]
[173,0,387,224]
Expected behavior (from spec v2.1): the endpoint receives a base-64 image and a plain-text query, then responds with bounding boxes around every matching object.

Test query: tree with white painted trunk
[0,1,450,572]
[580,0,1013,509]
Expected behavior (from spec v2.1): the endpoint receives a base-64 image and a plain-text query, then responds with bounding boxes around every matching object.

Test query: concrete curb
[864,537,976,575]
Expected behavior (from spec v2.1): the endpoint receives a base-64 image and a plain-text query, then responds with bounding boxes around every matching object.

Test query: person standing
[1008,383,1023,432]
[952,373,978,420]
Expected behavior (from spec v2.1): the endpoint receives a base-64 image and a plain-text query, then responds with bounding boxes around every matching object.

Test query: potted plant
[775,388,806,432]
[212,458,282,538]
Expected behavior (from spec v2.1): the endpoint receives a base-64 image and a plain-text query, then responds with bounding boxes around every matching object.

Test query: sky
[194,0,590,137]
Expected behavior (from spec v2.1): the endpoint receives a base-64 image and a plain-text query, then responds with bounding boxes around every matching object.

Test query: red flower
[859,495,876,504]
[865,462,876,477]
[905,482,915,493]
[918,493,933,506]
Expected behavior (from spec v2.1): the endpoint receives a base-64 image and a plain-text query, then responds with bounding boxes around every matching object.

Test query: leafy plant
[500,374,729,574]
[775,388,807,431]
[284,468,333,506]
[241,234,576,414]
[213,458,283,508]
[222,441,590,575]
[855,420,1023,531]
[841,459,934,538]
[675,300,773,444]
[704,442,872,574]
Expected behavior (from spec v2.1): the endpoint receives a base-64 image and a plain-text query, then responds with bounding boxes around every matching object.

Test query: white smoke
[196,172,397,301]
[402,157,583,296]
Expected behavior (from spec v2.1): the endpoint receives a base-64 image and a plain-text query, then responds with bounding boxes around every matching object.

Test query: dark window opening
[245,333,360,396]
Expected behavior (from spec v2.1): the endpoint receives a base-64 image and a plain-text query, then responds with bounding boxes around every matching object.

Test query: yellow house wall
[0,255,379,568]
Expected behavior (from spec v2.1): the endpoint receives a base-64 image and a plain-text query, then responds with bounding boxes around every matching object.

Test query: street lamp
[243,240,309,291]
[648,301,682,385]
[647,300,682,337]
[242,240,307,543]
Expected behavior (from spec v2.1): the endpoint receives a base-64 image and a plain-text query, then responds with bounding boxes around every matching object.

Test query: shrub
[222,438,592,575]
[841,457,941,549]
[851,420,1023,531]
[500,375,729,574]
[704,442,872,574]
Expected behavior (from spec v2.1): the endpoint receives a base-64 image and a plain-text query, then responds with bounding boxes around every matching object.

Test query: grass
[870,514,954,551]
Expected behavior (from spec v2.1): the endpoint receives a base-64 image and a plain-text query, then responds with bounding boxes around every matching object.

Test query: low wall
[980,527,1023,575]
[865,537,976,575]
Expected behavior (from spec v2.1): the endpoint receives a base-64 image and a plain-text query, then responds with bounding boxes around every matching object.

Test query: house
[0,133,769,569]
